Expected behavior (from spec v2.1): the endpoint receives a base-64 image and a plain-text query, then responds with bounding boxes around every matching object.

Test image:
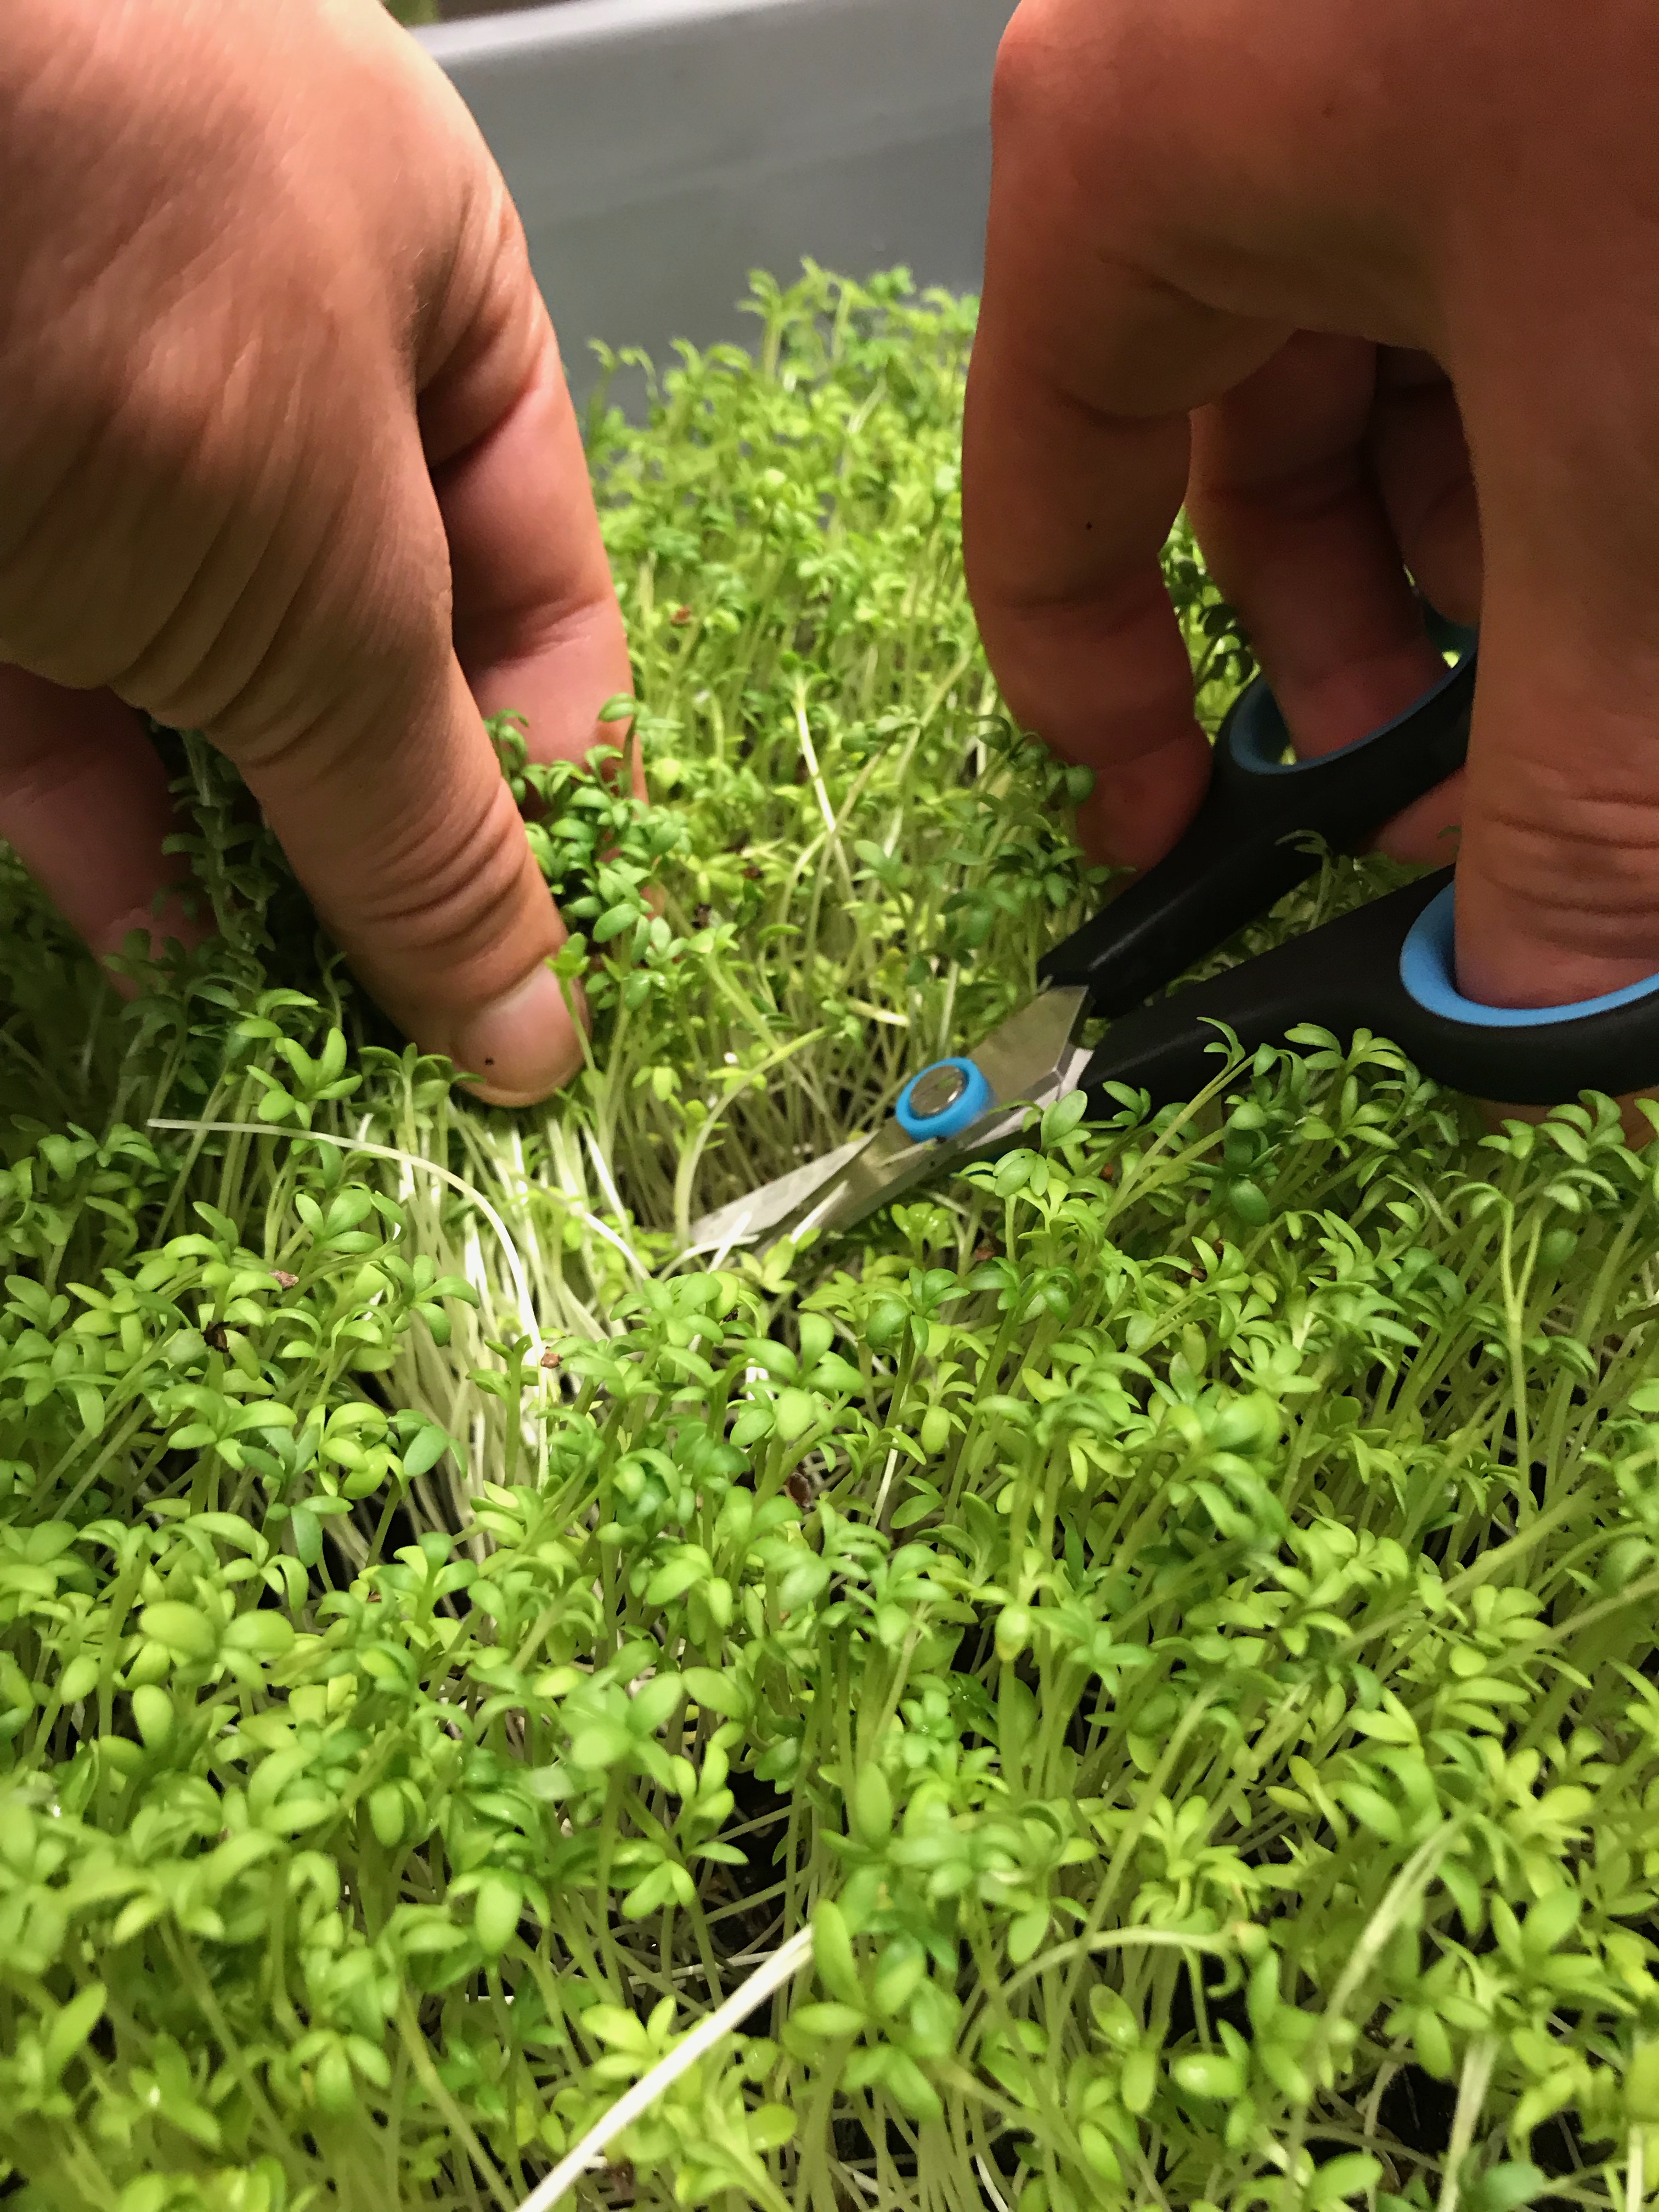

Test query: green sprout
[0,266,1657,2212]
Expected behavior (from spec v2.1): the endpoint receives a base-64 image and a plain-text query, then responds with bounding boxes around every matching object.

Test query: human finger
[1186,334,1449,752]
[1184,333,1461,864]
[1452,384,1659,1017]
[0,667,194,972]
[1368,347,1481,628]
[229,592,581,1109]
[964,5,1291,870]
[421,224,636,792]
[215,194,622,1106]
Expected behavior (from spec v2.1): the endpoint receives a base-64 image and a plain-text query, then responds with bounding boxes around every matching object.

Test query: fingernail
[454,966,584,1104]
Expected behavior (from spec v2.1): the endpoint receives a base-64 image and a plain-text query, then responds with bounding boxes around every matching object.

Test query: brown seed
[540,1346,562,1370]
[271,1270,299,1290]
[743,863,762,881]
[204,1322,230,1352]
[669,606,693,627]
[973,1243,997,1263]
[785,1471,814,1507]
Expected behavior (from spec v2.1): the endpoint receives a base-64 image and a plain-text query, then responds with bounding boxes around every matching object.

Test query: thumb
[242,635,582,1108]
[1450,376,1659,1023]
[1455,614,1659,1017]
[228,264,627,1107]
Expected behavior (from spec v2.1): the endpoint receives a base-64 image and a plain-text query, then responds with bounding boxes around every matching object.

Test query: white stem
[871,1446,902,1525]
[1317,1825,1455,2061]
[513,1928,814,2212]
[975,2154,1012,2212]
[149,1118,544,1349]
[1435,2035,1496,2212]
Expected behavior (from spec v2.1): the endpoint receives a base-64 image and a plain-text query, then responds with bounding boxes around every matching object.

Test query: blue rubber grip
[895,1058,995,1142]
[1400,883,1659,1028]
[1075,866,1659,1109]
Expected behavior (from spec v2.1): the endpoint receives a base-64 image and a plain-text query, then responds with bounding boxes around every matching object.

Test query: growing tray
[419,0,1014,397]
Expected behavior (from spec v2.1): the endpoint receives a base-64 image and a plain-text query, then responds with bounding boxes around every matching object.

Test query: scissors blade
[686,1133,873,1255]
[686,986,1092,1252]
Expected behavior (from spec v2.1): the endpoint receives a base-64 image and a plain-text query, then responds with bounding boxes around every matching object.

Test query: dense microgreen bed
[5,269,1659,2212]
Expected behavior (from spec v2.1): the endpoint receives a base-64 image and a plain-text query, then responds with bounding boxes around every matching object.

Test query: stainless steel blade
[770,1119,932,1244]
[684,985,1094,1253]
[686,1132,873,1253]
[972,985,1090,1104]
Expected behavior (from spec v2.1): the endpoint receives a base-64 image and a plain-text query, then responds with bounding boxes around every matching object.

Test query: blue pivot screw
[895,1056,995,1142]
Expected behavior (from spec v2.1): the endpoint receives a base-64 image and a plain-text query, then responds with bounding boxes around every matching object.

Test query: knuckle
[992,0,1144,139]
[1475,778,1659,930]
[992,1,1074,138]
[354,770,546,978]
[194,524,454,756]
[989,4,1052,127]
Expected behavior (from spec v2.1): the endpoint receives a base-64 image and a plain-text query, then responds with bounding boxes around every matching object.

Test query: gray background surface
[417,0,1013,396]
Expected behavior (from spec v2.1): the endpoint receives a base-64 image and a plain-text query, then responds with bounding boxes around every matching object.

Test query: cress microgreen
[1,268,1657,2212]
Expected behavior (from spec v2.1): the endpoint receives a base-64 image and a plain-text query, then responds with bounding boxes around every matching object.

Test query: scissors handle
[1039,630,1476,1014]
[1079,867,1659,1108]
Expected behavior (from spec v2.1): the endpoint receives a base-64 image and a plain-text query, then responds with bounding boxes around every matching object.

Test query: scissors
[690,623,1659,1255]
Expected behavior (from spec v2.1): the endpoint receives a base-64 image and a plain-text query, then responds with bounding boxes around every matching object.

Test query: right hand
[964,0,1659,1027]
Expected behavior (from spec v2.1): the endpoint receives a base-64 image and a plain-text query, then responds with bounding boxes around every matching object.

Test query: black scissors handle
[1039,630,1476,1014]
[1080,868,1659,1109]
